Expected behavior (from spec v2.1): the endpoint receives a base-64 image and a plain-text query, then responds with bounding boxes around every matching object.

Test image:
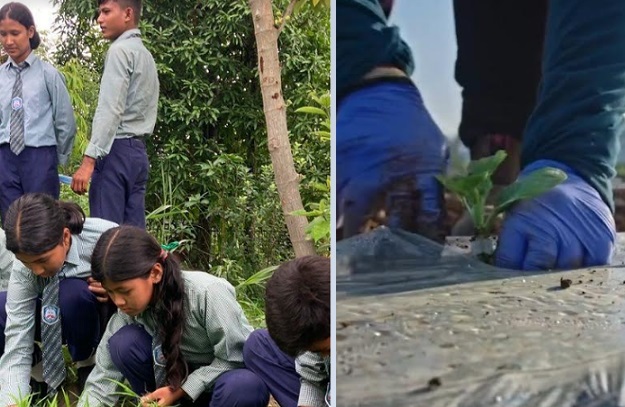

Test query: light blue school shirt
[85,28,159,158]
[0,52,77,165]
[0,217,117,405]
[78,271,253,407]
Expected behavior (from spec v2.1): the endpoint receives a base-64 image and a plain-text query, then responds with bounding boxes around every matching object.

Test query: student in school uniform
[0,193,117,405]
[78,225,269,407]
[0,2,76,224]
[0,229,14,288]
[71,0,158,229]
[244,256,331,407]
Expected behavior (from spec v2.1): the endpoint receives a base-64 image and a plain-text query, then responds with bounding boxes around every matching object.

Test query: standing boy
[71,0,158,229]
[244,256,331,407]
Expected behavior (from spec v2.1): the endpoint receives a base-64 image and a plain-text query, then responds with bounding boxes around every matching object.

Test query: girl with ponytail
[79,225,269,407]
[0,193,117,404]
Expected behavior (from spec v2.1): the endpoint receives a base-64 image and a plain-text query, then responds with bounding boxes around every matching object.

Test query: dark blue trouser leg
[0,278,100,360]
[206,368,269,407]
[89,138,149,229]
[58,278,100,360]
[243,329,300,407]
[108,324,155,395]
[0,145,59,224]
[109,325,270,406]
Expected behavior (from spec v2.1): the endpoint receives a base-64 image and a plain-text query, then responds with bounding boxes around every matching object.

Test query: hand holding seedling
[495,159,616,270]
[437,151,567,238]
[338,90,448,242]
[140,385,186,407]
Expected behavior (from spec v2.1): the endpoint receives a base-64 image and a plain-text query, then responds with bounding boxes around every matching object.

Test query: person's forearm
[521,0,625,211]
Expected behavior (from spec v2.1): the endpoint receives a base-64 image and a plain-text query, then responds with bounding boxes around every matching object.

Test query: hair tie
[159,241,180,262]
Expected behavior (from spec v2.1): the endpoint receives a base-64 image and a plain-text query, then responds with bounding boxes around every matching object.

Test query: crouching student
[78,225,270,407]
[244,255,331,407]
[0,228,14,288]
[0,193,117,405]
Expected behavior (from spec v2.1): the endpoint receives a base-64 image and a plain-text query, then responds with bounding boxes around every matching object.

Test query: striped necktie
[41,273,66,392]
[9,62,27,156]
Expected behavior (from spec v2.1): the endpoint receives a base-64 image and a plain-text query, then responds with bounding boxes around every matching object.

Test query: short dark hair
[265,255,330,357]
[4,193,85,255]
[0,2,41,50]
[98,0,142,24]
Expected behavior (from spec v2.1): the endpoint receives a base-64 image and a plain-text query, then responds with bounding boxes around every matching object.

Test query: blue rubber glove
[337,81,448,242]
[495,160,616,270]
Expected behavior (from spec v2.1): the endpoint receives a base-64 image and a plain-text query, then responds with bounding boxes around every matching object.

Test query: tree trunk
[248,0,316,257]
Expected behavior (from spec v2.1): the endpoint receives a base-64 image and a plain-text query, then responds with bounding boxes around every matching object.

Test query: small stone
[428,377,442,390]
[560,278,572,289]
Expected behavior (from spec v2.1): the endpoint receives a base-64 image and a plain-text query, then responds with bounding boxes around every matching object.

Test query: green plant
[436,151,567,237]
[292,92,331,254]
[236,265,278,327]
[291,177,330,253]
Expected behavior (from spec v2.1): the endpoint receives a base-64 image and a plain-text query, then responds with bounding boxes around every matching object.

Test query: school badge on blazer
[11,96,23,111]
[42,305,60,325]
[153,345,166,366]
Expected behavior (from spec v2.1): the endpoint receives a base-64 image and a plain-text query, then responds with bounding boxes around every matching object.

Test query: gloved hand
[495,160,616,270]
[337,81,448,242]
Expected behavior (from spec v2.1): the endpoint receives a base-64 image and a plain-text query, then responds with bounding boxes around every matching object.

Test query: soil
[560,278,573,289]
[427,377,442,390]
[268,396,279,407]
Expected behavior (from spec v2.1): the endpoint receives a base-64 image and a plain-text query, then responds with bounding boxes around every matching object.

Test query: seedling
[437,151,567,257]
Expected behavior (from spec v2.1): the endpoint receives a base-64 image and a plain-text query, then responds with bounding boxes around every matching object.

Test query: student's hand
[71,156,96,195]
[87,277,109,303]
[140,386,186,407]
[495,160,616,270]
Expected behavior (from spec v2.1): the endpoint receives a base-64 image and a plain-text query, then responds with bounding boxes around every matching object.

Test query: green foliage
[51,0,329,323]
[56,58,101,172]
[292,176,330,254]
[295,0,331,13]
[292,92,330,254]
[437,151,567,236]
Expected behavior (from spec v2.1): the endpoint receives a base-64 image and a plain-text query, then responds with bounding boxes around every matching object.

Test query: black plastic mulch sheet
[337,227,625,407]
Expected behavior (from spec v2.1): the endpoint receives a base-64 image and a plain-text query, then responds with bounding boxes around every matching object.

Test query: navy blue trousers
[0,144,59,225]
[108,325,269,407]
[243,329,301,407]
[0,278,100,361]
[89,138,149,229]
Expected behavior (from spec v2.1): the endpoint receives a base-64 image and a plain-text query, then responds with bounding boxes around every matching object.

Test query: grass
[15,375,279,406]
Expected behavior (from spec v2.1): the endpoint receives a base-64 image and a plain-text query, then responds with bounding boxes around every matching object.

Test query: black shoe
[76,365,95,393]
[29,378,48,403]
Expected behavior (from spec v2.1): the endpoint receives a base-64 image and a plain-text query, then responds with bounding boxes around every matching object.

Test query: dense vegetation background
[44,0,330,325]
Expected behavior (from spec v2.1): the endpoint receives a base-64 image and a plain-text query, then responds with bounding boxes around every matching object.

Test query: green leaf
[295,106,327,116]
[291,209,311,216]
[495,167,567,213]
[436,172,490,204]
[236,265,277,290]
[307,216,330,242]
[468,150,507,176]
